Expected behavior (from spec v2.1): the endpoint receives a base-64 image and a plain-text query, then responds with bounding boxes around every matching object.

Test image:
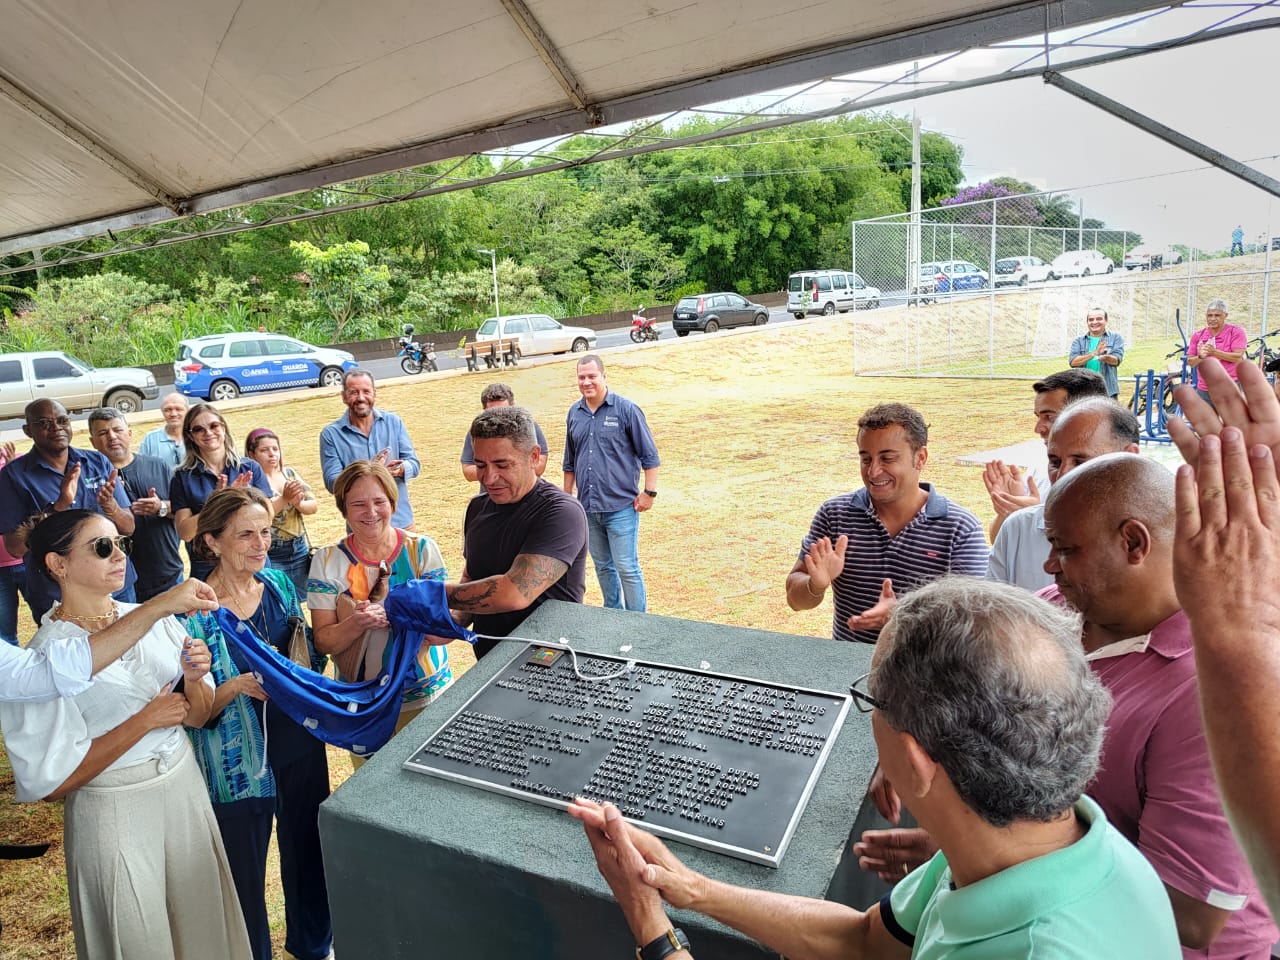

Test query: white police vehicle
[174,333,358,402]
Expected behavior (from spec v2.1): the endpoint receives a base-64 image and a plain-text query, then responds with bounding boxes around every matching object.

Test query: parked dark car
[672,293,769,335]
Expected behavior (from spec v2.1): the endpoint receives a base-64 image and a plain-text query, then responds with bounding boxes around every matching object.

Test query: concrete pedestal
[319,601,892,959]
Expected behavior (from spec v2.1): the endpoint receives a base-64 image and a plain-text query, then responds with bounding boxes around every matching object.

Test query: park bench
[465,337,520,371]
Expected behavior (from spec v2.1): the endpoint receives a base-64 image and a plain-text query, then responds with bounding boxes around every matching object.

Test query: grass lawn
[0,318,1046,957]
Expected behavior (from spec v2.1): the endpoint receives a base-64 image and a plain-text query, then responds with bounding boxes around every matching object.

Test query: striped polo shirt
[799,483,989,643]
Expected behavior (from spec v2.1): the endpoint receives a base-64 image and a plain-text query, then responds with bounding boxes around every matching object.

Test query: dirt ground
[0,318,1035,958]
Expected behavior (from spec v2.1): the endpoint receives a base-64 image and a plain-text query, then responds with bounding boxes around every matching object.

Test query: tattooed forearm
[448,579,501,610]
[509,554,568,600]
[448,555,568,612]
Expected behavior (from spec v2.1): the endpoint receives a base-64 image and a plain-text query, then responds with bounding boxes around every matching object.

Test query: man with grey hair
[988,398,1140,591]
[571,577,1179,959]
[447,406,587,659]
[1043,455,1278,957]
[460,382,549,484]
[86,407,182,601]
[1188,299,1246,406]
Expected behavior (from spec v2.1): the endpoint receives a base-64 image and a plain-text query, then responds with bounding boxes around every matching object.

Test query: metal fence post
[989,199,998,374]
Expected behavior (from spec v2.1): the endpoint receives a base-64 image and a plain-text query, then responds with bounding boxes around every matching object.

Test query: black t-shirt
[119,454,183,586]
[463,478,587,650]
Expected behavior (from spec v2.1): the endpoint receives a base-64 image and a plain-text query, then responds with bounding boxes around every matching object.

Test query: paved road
[1,307,803,434]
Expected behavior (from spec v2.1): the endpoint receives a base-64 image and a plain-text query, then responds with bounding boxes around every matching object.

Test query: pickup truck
[0,351,159,418]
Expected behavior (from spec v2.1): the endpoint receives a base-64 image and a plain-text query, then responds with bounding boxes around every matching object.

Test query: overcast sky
[693,11,1278,252]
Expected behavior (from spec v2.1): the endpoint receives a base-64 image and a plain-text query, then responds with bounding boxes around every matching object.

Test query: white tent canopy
[0,0,1171,259]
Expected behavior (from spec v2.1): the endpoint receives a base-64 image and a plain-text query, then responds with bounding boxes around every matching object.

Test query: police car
[174,333,358,401]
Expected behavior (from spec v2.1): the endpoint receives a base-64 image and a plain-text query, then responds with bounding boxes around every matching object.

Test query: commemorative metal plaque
[403,643,851,866]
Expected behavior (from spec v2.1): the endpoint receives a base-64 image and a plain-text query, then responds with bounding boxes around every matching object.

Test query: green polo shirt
[881,796,1180,958]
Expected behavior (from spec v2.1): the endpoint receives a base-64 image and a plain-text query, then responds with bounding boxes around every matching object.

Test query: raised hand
[231,471,253,489]
[1170,358,1280,472]
[181,637,212,681]
[132,486,164,516]
[802,535,848,591]
[96,468,121,512]
[57,462,82,509]
[847,579,896,633]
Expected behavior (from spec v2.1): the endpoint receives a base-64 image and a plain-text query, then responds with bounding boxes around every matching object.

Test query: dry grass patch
[1,320,1032,957]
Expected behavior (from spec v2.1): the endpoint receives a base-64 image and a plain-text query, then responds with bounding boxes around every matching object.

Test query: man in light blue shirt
[320,369,421,530]
[137,392,188,470]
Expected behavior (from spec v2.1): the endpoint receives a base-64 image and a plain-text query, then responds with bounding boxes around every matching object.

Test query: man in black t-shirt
[88,408,183,601]
[445,407,587,658]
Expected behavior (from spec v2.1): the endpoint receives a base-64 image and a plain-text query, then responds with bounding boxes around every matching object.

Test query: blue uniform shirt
[563,390,660,513]
[319,409,421,529]
[168,454,272,517]
[0,446,138,615]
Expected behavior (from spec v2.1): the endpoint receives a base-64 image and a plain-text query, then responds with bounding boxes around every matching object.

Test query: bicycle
[1245,328,1280,383]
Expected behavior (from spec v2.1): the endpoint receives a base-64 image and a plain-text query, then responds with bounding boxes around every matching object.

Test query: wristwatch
[643,488,658,498]
[636,928,690,960]
[158,501,169,518]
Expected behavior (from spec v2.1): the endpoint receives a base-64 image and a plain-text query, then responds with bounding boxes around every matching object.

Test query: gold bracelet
[804,577,824,600]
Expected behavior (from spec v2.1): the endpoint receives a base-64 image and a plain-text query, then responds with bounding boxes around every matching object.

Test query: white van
[786,269,880,317]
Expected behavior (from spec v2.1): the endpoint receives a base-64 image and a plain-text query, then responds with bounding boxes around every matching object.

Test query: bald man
[139,392,188,470]
[1044,456,1277,959]
[987,398,1139,591]
[862,455,1278,956]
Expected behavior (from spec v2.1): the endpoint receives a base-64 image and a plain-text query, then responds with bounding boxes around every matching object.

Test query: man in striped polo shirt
[786,403,988,642]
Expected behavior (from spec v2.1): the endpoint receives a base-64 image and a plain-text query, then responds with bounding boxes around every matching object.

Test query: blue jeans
[586,508,646,612]
[0,563,22,646]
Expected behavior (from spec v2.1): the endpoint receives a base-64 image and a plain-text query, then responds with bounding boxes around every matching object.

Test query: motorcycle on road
[397,324,438,374]
[629,306,660,343]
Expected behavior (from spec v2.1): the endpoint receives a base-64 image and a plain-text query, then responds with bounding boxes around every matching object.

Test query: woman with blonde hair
[308,460,452,765]
[169,403,272,581]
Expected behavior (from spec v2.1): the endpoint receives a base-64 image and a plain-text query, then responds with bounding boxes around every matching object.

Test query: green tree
[289,240,391,342]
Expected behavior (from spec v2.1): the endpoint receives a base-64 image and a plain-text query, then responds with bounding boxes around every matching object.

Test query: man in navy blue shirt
[320,369,421,530]
[562,355,660,612]
[0,400,137,622]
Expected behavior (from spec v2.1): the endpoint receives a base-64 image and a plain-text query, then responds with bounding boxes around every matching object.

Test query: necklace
[209,575,263,622]
[55,602,118,625]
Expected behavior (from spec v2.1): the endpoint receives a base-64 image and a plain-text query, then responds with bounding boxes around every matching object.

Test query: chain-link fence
[849,192,1276,381]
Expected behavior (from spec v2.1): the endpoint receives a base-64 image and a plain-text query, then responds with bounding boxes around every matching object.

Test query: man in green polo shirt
[570,578,1180,959]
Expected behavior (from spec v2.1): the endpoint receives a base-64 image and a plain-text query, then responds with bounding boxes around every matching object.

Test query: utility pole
[908,62,922,304]
[477,248,500,318]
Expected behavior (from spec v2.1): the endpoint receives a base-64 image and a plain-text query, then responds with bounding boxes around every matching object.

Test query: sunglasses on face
[85,535,133,558]
[31,416,72,431]
[189,422,224,436]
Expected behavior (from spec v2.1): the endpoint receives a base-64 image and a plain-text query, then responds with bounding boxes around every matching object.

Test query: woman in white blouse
[0,510,252,959]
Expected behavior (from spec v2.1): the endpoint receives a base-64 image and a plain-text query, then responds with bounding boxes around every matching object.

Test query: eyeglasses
[849,672,884,713]
[189,422,224,436]
[84,535,133,558]
[30,416,71,431]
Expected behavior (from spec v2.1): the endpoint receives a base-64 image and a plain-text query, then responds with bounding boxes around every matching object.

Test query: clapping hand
[847,579,896,632]
[802,535,848,592]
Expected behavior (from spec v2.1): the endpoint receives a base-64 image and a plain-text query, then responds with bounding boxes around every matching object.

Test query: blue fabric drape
[215,579,474,755]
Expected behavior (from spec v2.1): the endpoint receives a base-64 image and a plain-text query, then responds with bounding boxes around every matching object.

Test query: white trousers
[64,736,254,960]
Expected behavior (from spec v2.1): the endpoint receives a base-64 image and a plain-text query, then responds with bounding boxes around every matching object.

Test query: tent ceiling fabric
[0,0,1161,253]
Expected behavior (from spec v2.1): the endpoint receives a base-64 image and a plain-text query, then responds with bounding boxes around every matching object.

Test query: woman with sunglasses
[169,403,271,582]
[244,428,318,603]
[183,487,332,960]
[0,509,253,959]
